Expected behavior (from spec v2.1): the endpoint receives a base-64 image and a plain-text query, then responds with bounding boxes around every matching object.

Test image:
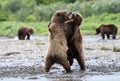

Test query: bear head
[51,10,69,23]
[69,12,82,26]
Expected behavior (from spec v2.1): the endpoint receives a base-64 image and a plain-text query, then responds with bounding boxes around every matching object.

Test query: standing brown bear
[96,24,118,39]
[18,27,34,40]
[45,10,71,73]
[64,12,85,70]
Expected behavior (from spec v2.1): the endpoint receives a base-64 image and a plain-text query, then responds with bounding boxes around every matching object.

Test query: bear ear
[56,13,61,17]
[48,22,51,28]
[68,12,72,15]
[30,28,34,34]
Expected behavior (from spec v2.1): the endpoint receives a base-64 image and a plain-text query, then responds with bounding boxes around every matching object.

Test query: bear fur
[18,27,34,40]
[96,24,118,39]
[45,10,71,73]
[64,12,85,70]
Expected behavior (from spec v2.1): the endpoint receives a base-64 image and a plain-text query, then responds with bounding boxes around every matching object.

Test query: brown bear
[96,24,118,39]
[45,10,71,73]
[64,12,85,70]
[18,27,34,40]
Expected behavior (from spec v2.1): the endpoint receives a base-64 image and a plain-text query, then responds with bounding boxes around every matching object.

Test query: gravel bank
[0,36,120,81]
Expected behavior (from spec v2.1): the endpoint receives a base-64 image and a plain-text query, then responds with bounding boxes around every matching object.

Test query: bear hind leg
[112,34,116,39]
[19,35,26,40]
[106,34,110,39]
[76,54,85,70]
[26,35,30,40]
[67,50,74,66]
[58,57,71,73]
[45,56,54,72]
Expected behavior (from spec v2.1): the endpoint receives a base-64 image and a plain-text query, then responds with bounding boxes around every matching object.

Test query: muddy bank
[0,36,120,81]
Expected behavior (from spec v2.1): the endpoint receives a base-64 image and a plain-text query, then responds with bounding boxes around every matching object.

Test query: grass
[0,21,49,37]
[100,46,111,50]
[113,46,120,52]
[1,0,120,22]
[0,13,120,37]
[81,13,120,35]
[85,47,94,50]
[36,40,46,45]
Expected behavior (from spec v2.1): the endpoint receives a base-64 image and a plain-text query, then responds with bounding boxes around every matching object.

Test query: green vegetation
[85,47,94,50]
[36,40,46,45]
[0,0,120,21]
[0,13,120,37]
[0,0,120,37]
[100,46,111,50]
[113,46,120,52]
[81,13,120,35]
[0,21,49,37]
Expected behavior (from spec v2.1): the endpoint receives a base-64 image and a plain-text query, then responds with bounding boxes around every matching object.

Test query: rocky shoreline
[0,36,120,81]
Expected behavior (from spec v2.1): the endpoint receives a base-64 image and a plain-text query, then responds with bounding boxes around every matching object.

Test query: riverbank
[0,36,120,81]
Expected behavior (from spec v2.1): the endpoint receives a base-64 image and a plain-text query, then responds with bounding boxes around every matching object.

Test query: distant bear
[18,27,34,40]
[96,24,118,39]
[64,12,85,70]
[45,10,71,73]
